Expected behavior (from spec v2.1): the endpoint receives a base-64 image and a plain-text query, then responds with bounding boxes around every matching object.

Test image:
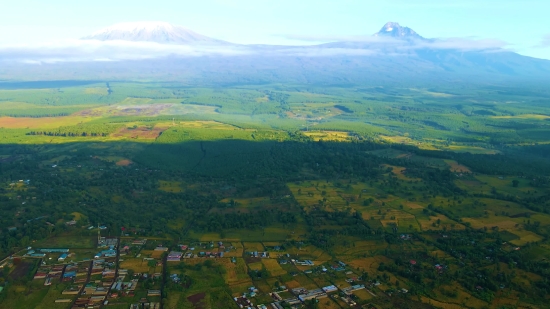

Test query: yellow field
[348,256,391,273]
[159,180,183,193]
[379,135,439,150]
[333,240,387,256]
[71,212,85,220]
[248,262,263,271]
[167,219,185,230]
[219,197,271,208]
[116,159,133,166]
[353,289,374,301]
[405,201,424,209]
[304,131,350,142]
[509,230,543,246]
[492,114,550,120]
[243,242,265,252]
[285,245,332,262]
[255,95,269,103]
[444,160,471,173]
[84,87,109,95]
[120,258,151,273]
[382,164,420,181]
[445,145,499,155]
[318,299,341,309]
[420,296,466,309]
[261,259,286,276]
[177,120,237,129]
[461,218,519,230]
[0,116,93,129]
[410,88,455,98]
[219,258,249,284]
[165,292,183,309]
[284,280,302,289]
[229,280,254,295]
[418,214,465,231]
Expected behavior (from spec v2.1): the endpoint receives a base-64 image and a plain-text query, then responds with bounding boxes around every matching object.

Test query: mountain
[2,21,550,86]
[82,21,228,45]
[374,22,424,40]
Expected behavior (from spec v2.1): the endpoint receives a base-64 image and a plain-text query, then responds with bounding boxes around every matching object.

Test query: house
[167,251,183,261]
[34,272,48,279]
[148,290,161,296]
[322,285,338,293]
[63,271,76,278]
[102,249,117,257]
[58,253,68,261]
[40,248,70,253]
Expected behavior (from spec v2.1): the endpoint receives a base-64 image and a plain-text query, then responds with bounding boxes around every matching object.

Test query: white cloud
[0,35,511,64]
[0,39,251,64]
[536,34,550,48]
[417,37,509,51]
[282,34,400,44]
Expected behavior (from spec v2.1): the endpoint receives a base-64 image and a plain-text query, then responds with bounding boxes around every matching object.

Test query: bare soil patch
[111,126,167,140]
[245,257,261,264]
[116,159,133,166]
[9,261,33,280]
[187,292,206,309]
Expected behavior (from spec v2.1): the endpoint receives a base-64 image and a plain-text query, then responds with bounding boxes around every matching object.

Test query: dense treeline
[26,123,122,137]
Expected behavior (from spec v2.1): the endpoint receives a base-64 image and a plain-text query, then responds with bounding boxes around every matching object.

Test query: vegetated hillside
[3,50,550,86]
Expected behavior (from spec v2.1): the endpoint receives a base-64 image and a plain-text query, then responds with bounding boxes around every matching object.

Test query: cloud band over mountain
[0,21,512,63]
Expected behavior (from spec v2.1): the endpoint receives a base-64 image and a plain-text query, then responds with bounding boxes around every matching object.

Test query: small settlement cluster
[16,234,162,309]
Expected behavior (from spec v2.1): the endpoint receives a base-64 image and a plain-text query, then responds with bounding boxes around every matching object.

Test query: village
[0,228,393,309]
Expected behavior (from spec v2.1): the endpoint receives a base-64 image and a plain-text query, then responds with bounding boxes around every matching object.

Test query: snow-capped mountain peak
[374,22,424,40]
[83,21,227,45]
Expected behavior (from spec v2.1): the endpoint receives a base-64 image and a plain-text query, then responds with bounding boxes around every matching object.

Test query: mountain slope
[82,21,228,44]
[2,21,550,85]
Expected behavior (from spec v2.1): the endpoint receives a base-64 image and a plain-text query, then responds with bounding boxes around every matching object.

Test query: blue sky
[1,0,549,59]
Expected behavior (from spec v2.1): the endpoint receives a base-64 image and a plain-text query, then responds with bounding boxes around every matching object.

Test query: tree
[512,180,519,187]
